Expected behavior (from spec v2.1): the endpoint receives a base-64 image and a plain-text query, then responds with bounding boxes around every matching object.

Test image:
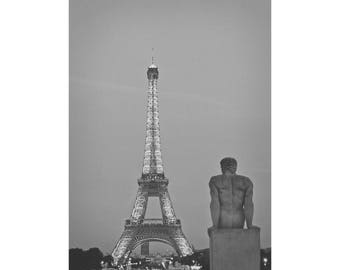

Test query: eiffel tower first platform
[111,61,194,265]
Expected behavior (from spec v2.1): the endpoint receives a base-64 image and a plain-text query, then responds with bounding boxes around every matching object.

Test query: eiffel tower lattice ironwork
[111,62,194,265]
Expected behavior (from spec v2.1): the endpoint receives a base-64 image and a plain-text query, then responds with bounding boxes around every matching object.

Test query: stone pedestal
[208,226,260,270]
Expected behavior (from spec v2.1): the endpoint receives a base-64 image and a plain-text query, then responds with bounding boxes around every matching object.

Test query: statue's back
[210,174,252,228]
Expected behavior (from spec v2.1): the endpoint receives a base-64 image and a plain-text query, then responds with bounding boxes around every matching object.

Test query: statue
[209,157,254,229]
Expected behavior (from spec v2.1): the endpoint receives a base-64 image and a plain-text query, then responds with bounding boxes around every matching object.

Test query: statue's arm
[244,180,254,228]
[209,178,220,227]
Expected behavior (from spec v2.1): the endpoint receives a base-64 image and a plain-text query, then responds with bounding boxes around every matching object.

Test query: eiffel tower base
[112,178,193,265]
[112,221,193,265]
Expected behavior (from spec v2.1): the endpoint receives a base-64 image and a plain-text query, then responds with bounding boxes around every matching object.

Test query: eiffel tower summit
[111,60,194,265]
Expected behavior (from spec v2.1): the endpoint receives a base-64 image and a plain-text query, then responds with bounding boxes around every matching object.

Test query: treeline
[69,247,112,270]
[69,247,209,270]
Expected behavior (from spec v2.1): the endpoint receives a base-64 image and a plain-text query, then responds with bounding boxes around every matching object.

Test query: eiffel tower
[111,61,194,265]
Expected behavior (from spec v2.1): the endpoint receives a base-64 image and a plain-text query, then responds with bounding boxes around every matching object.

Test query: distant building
[141,242,150,256]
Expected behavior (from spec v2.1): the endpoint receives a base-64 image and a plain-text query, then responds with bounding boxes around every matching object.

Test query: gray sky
[70,0,270,254]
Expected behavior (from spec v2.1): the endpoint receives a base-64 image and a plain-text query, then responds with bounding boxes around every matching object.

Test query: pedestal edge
[208,226,260,237]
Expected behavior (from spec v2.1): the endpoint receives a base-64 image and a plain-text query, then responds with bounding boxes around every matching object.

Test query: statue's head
[220,157,237,174]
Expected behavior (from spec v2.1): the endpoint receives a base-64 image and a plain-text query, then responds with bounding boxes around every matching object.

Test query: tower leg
[130,187,148,223]
[159,190,177,224]
[171,227,194,256]
[112,228,135,265]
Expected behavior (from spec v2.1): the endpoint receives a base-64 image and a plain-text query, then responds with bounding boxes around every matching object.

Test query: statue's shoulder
[209,175,223,186]
[235,174,253,186]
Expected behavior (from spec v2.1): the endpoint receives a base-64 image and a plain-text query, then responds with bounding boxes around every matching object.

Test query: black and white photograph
[70,1,270,269]
[2,1,340,270]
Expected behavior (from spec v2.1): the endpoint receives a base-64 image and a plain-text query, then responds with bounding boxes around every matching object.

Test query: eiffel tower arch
[111,62,193,265]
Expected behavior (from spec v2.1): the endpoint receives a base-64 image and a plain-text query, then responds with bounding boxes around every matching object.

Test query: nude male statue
[209,157,254,229]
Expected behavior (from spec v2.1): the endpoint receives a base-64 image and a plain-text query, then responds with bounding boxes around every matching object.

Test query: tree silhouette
[69,248,86,270]
[85,248,103,270]
[69,247,103,270]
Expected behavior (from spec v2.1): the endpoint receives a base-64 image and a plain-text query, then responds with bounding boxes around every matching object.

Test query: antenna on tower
[151,48,154,64]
